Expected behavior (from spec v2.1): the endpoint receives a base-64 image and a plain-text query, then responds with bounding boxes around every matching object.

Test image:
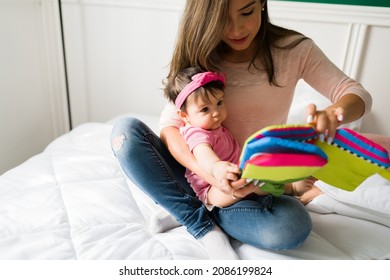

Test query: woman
[111,0,372,259]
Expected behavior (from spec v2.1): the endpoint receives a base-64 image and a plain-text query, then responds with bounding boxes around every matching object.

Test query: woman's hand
[306,103,344,143]
[306,94,366,143]
[229,179,268,199]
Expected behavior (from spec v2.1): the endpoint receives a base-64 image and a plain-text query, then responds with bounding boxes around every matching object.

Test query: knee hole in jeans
[112,134,126,152]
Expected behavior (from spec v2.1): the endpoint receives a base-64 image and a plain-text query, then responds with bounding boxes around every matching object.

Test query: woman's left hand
[306,94,366,143]
[306,103,344,143]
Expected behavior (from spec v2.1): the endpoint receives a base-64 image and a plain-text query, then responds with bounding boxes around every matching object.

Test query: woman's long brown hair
[164,0,307,98]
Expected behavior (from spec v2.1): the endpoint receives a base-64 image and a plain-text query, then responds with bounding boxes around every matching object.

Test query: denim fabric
[212,194,312,250]
[111,117,312,248]
[111,117,214,239]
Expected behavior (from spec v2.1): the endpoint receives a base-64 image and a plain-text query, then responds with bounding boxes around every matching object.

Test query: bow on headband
[175,72,226,109]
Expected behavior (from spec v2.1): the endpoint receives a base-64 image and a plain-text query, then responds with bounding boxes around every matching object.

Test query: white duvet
[1,113,389,260]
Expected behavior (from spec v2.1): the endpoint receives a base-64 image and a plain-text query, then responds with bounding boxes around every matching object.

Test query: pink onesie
[180,125,240,203]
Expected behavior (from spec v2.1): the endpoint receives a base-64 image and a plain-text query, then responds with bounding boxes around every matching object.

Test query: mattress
[1,113,390,260]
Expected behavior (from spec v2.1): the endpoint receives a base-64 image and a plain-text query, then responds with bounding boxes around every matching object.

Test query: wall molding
[268,1,390,79]
[41,0,70,136]
[61,0,184,11]
[268,1,390,27]
[342,23,368,80]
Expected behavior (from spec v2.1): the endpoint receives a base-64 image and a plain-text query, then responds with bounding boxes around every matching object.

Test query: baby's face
[184,90,227,130]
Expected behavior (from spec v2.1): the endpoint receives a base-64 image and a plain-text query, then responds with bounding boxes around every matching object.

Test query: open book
[239,124,390,192]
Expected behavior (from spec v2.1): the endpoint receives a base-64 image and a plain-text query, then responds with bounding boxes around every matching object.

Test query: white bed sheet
[1,113,389,260]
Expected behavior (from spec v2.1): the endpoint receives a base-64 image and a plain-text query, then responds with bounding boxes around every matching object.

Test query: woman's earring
[262,7,265,11]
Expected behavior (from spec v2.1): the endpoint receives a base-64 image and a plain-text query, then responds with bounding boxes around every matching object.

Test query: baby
[165,67,318,207]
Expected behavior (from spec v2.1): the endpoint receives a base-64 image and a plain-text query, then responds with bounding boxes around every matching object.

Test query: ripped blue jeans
[111,117,312,249]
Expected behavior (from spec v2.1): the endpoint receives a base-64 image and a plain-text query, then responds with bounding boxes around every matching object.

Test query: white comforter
[1,114,390,260]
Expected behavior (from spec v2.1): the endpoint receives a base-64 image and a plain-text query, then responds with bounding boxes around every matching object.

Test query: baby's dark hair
[164,66,225,110]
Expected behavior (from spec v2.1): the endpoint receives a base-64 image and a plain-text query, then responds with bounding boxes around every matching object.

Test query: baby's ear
[177,109,188,122]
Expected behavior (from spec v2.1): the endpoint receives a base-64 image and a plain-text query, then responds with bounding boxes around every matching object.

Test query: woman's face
[222,0,262,62]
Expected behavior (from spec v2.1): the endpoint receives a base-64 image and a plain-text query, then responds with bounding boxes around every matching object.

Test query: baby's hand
[212,161,241,185]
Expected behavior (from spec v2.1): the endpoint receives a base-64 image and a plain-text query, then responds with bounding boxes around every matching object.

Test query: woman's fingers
[306,103,317,124]
[230,180,257,198]
[306,104,345,142]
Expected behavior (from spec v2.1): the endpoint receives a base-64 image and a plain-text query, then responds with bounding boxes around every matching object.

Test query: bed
[1,86,390,260]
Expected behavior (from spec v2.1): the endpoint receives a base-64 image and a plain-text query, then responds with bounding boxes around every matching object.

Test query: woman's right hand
[229,179,265,199]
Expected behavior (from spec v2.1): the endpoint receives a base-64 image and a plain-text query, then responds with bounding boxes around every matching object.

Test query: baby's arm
[192,143,241,183]
[192,143,242,207]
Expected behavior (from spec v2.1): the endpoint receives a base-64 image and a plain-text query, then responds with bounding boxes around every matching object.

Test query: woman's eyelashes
[242,9,254,16]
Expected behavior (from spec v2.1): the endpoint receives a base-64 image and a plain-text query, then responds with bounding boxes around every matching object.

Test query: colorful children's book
[239,124,390,193]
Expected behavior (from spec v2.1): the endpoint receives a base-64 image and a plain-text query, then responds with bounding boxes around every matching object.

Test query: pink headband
[175,72,226,109]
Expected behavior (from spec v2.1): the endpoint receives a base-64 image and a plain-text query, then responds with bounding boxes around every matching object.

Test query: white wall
[0,0,70,174]
[62,0,185,126]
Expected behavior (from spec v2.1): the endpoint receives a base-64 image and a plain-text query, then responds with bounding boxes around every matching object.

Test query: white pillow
[311,174,390,227]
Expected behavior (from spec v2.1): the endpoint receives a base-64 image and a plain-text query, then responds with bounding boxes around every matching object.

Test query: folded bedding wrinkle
[149,208,181,234]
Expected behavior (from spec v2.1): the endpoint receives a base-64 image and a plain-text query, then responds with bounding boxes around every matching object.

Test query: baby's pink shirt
[180,126,240,203]
[160,37,372,148]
